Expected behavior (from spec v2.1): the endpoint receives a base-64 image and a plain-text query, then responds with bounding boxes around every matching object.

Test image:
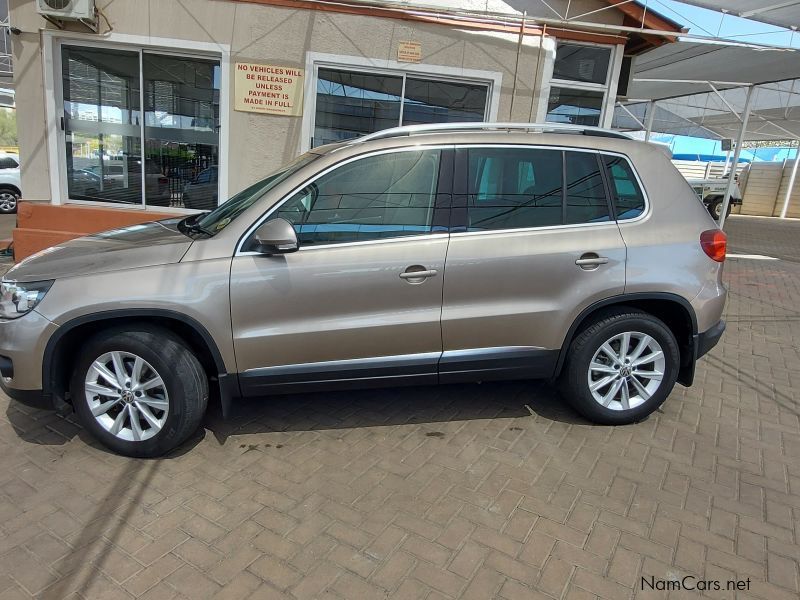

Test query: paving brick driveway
[1,216,799,600]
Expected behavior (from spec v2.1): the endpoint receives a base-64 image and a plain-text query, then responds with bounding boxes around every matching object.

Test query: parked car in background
[687,176,742,220]
[0,152,21,214]
[0,123,727,457]
[182,166,218,210]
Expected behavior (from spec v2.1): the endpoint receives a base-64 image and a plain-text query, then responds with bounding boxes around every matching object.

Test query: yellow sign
[397,41,422,63]
[234,63,304,116]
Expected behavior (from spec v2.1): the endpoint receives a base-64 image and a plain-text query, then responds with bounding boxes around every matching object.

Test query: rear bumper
[696,319,725,360]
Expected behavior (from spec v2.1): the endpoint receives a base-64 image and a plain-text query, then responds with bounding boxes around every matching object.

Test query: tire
[558,308,680,425]
[0,186,19,214]
[709,198,731,220]
[71,327,208,457]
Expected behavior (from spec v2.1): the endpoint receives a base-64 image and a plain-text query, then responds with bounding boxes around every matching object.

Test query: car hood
[5,218,194,282]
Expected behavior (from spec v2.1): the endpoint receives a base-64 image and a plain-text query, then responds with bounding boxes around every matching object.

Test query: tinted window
[603,154,645,220]
[272,150,441,245]
[565,152,610,224]
[466,148,563,231]
[0,157,18,169]
[546,87,604,126]
[553,43,611,85]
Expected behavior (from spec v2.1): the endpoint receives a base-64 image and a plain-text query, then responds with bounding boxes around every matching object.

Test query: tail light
[700,229,727,262]
[158,177,168,186]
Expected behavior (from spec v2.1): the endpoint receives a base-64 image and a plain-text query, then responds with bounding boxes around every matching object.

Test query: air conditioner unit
[36,0,95,21]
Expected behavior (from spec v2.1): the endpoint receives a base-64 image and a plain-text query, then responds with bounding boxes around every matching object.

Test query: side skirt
[237,347,559,397]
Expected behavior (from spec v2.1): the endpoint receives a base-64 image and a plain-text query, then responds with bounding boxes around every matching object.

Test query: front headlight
[0,280,54,319]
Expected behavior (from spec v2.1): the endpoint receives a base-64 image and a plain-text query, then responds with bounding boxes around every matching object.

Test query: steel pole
[644,100,656,142]
[780,140,800,219]
[719,86,754,230]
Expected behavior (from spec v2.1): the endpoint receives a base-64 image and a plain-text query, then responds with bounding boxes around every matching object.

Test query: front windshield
[195,152,319,234]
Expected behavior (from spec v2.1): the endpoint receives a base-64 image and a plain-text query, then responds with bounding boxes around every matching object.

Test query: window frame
[449,144,648,236]
[545,41,616,128]
[300,52,503,152]
[236,145,454,256]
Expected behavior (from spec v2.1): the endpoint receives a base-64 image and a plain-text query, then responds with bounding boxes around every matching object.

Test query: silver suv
[0,123,727,457]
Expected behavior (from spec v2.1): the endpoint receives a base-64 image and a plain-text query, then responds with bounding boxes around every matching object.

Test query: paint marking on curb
[727,254,779,261]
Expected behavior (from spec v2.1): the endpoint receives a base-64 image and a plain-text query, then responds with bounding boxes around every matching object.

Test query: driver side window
[272,149,442,246]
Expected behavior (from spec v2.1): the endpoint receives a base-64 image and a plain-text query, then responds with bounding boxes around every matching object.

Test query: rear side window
[565,151,610,224]
[466,147,563,231]
[464,147,610,231]
[0,157,17,169]
[602,154,645,220]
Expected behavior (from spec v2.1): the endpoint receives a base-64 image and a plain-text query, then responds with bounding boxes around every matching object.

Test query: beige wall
[10,0,621,204]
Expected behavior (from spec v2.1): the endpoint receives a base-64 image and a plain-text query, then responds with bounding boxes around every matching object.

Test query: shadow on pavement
[205,380,589,446]
[6,379,589,453]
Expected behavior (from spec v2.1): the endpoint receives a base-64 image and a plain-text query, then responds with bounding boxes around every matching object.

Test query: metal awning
[613,37,800,226]
[677,1,800,30]
[615,41,800,141]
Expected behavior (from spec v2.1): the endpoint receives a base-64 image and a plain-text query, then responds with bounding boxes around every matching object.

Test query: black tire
[709,198,731,220]
[558,308,680,425]
[0,186,19,214]
[71,327,208,457]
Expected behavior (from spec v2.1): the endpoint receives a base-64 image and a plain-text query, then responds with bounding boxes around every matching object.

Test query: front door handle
[576,253,609,269]
[399,266,438,281]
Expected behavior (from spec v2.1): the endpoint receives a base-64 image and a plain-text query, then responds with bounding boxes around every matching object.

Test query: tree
[0,109,17,147]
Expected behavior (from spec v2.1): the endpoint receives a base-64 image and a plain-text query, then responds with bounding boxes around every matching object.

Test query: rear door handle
[575,257,608,266]
[399,269,438,279]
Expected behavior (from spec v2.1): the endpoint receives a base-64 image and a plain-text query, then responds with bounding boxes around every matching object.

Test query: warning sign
[234,63,304,116]
[397,41,422,63]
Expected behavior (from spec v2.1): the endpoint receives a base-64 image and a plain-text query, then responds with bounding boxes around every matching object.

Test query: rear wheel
[709,198,731,220]
[559,309,680,425]
[71,327,208,457]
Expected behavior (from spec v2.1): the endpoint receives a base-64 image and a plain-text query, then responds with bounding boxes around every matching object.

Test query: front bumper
[0,310,59,409]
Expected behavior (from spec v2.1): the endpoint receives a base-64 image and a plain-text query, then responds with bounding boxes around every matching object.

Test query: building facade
[9,0,680,221]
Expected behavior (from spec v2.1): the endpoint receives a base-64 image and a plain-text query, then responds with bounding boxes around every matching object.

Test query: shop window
[61,45,220,209]
[312,68,489,147]
[546,42,612,127]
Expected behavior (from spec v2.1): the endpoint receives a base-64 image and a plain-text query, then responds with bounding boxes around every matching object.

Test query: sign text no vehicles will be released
[234,63,305,116]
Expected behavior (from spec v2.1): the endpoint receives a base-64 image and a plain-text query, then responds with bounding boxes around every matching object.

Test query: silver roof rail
[355,122,633,143]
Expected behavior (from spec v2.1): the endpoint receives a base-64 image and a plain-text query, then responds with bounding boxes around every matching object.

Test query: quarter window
[602,154,645,220]
[272,149,442,245]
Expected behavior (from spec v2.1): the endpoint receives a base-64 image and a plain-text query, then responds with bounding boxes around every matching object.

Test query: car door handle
[576,254,609,269]
[399,268,438,280]
[575,257,608,266]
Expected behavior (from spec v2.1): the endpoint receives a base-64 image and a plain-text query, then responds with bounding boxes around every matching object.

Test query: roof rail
[355,122,632,143]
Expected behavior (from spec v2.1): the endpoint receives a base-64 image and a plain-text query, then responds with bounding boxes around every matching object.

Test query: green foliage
[0,109,17,147]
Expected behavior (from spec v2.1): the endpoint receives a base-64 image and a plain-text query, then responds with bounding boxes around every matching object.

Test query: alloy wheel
[0,192,17,212]
[84,351,169,441]
[587,331,665,411]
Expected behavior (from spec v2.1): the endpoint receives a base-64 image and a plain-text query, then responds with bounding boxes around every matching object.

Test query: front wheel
[559,309,680,425]
[71,327,208,457]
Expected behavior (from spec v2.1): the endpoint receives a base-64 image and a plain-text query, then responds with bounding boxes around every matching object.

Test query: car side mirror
[250,218,299,255]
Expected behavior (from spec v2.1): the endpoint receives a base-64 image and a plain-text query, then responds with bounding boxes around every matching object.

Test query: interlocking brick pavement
[1,218,800,599]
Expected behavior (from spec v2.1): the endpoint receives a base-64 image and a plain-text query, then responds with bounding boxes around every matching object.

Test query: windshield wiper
[179,212,215,237]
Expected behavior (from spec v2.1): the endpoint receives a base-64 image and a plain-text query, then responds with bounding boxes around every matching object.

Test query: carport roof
[676,1,800,30]
[615,40,800,141]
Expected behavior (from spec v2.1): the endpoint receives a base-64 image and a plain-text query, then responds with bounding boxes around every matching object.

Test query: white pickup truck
[0,152,21,214]
[686,176,743,220]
